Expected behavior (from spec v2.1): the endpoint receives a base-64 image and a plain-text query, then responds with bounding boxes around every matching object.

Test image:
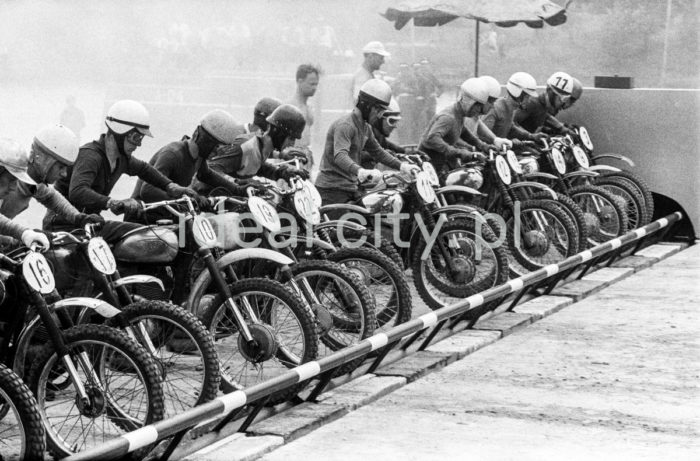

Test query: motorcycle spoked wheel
[506,199,578,275]
[594,177,650,229]
[599,169,654,220]
[568,185,629,246]
[26,324,165,460]
[410,218,509,311]
[202,278,318,405]
[0,364,45,461]
[325,246,412,330]
[531,191,588,253]
[107,300,220,417]
[318,226,404,270]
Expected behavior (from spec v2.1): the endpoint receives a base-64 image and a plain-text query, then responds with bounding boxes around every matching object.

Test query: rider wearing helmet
[360,97,406,169]
[542,77,583,135]
[0,125,104,241]
[512,71,574,134]
[193,103,310,196]
[315,79,418,207]
[0,138,51,251]
[418,78,489,176]
[244,97,283,138]
[475,71,547,149]
[459,75,513,153]
[46,100,195,241]
[130,109,250,222]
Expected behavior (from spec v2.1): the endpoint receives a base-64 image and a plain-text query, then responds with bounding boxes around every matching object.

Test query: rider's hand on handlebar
[107,198,142,216]
[531,132,549,142]
[493,137,512,150]
[399,162,421,176]
[166,183,198,199]
[276,164,310,181]
[357,168,381,183]
[460,151,486,163]
[21,229,50,252]
[280,147,310,165]
[77,213,105,227]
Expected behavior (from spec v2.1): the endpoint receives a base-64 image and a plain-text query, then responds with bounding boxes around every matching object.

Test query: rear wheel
[600,169,654,220]
[569,185,628,246]
[202,278,318,405]
[595,176,649,228]
[0,364,45,461]
[531,191,588,253]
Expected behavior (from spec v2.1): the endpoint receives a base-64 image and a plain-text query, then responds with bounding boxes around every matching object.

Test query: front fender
[507,182,557,200]
[435,185,485,197]
[315,220,368,234]
[185,247,294,314]
[592,153,635,167]
[588,164,622,173]
[432,205,486,223]
[113,275,165,291]
[562,170,599,180]
[53,297,122,318]
[279,235,335,251]
[522,172,558,182]
[319,203,371,217]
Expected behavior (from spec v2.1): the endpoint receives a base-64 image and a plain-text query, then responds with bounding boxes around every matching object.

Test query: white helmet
[362,41,390,57]
[506,72,538,98]
[200,109,240,144]
[0,138,35,185]
[546,71,574,96]
[383,97,401,117]
[105,100,153,137]
[479,75,502,101]
[459,78,489,105]
[359,79,392,107]
[33,124,80,166]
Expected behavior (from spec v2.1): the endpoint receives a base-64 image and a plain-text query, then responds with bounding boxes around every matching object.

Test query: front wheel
[569,184,628,246]
[411,217,510,310]
[0,364,45,461]
[26,324,165,460]
[111,300,220,417]
[202,278,318,405]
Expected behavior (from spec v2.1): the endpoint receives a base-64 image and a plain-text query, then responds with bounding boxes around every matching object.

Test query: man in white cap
[351,41,390,105]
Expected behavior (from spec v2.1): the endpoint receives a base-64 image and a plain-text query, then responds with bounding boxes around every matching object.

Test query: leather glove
[460,151,486,163]
[192,193,210,210]
[77,213,105,227]
[511,138,524,148]
[531,132,549,142]
[21,229,50,251]
[357,168,382,183]
[166,182,197,198]
[493,137,513,150]
[280,147,311,165]
[276,165,310,181]
[399,162,420,176]
[107,198,142,216]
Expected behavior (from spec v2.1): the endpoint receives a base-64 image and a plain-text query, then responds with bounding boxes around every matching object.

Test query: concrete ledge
[316,375,406,409]
[581,267,634,285]
[183,433,284,461]
[610,255,656,271]
[247,402,348,441]
[374,351,452,382]
[426,330,501,358]
[635,243,684,260]
[549,279,610,300]
[472,312,534,336]
[512,295,573,320]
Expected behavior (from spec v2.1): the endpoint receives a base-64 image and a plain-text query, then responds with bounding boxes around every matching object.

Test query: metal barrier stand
[64,212,684,461]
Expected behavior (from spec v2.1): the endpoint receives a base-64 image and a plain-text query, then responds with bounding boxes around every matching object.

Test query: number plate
[303,180,323,208]
[422,162,440,186]
[294,185,320,224]
[506,149,522,174]
[22,252,55,294]
[551,147,567,174]
[192,215,218,248]
[249,196,281,232]
[572,145,590,168]
[578,126,594,151]
[495,155,512,185]
[416,171,437,204]
[87,237,117,275]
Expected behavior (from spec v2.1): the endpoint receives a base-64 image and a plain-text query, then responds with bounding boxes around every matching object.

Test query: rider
[477,71,548,149]
[512,71,574,135]
[240,97,283,139]
[192,104,310,196]
[360,97,405,169]
[44,99,197,241]
[0,138,52,251]
[315,79,419,207]
[542,77,583,136]
[129,109,248,222]
[460,75,513,153]
[418,78,489,177]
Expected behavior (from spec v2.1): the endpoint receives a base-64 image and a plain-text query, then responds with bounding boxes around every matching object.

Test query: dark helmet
[266,104,306,139]
[254,97,283,119]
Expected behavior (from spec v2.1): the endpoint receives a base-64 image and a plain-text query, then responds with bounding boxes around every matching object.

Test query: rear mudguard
[507,182,557,200]
[588,164,622,173]
[562,170,600,181]
[592,153,635,167]
[12,298,121,377]
[435,185,485,197]
[185,247,295,314]
[112,275,165,291]
[522,172,558,182]
[319,203,371,218]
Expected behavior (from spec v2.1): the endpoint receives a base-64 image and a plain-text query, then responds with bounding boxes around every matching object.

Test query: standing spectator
[350,41,390,105]
[59,95,86,141]
[391,62,419,144]
[285,64,320,171]
[415,58,443,123]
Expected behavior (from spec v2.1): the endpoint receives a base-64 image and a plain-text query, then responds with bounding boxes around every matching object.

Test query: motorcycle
[0,363,45,461]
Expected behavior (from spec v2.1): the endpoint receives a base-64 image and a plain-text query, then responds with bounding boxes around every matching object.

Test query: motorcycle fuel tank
[113,226,179,263]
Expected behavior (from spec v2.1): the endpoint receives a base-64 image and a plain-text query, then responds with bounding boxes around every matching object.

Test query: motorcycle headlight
[444,168,483,190]
[519,157,539,175]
